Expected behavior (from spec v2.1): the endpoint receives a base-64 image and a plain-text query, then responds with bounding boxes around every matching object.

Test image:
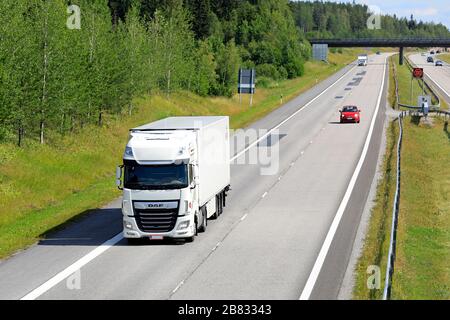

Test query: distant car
[430,50,435,55]
[435,60,443,66]
[376,51,381,55]
[436,50,441,54]
[339,106,361,123]
[427,56,434,63]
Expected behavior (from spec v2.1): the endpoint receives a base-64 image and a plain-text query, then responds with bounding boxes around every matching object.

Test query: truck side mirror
[192,165,199,185]
[116,166,123,190]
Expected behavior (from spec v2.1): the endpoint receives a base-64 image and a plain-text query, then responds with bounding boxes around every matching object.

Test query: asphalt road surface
[0,53,389,300]
[409,53,450,105]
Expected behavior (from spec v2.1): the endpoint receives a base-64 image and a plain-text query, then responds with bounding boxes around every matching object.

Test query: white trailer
[116,116,231,243]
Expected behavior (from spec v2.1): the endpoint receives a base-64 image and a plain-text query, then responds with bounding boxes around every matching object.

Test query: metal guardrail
[383,111,405,300]
[391,56,400,109]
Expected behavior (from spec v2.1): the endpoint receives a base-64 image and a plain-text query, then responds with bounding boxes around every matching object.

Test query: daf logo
[147,203,164,208]
[134,201,178,210]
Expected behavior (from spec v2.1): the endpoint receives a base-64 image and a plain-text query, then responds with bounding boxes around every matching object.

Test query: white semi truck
[357,54,368,66]
[116,116,231,243]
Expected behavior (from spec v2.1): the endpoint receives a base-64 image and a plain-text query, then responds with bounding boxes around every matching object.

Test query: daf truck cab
[116,116,231,243]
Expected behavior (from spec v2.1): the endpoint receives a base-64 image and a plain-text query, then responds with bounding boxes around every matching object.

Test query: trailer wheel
[223,190,227,207]
[219,192,224,215]
[212,195,220,220]
[198,206,207,233]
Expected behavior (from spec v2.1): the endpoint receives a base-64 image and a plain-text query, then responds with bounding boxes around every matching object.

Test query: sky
[301,0,450,29]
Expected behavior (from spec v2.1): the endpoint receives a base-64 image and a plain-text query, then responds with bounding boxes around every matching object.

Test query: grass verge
[394,56,437,107]
[353,116,450,299]
[0,48,360,259]
[353,120,398,299]
[392,116,450,299]
[438,53,450,64]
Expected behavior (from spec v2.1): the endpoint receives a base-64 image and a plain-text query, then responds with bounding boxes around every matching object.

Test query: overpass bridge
[309,38,450,65]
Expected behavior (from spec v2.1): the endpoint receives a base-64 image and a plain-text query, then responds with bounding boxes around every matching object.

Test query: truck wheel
[198,206,207,233]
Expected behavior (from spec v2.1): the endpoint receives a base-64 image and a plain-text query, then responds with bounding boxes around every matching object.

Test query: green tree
[213,40,240,97]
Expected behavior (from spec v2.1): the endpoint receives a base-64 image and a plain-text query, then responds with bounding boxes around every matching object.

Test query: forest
[0,0,309,146]
[290,1,450,39]
[0,0,449,146]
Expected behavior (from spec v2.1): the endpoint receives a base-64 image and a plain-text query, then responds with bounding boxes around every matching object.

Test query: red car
[339,105,361,123]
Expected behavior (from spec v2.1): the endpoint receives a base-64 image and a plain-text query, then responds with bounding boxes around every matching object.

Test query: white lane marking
[20,62,357,301]
[21,232,123,300]
[240,213,248,221]
[212,242,221,252]
[261,192,268,198]
[299,56,388,300]
[230,64,356,163]
[172,280,184,294]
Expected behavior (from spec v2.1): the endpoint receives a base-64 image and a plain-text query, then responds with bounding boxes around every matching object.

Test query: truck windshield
[124,162,188,190]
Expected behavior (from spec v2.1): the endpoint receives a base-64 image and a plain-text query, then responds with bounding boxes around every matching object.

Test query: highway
[0,53,389,300]
[409,52,450,105]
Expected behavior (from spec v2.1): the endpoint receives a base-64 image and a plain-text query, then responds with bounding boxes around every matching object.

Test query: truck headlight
[177,221,190,230]
[122,200,133,216]
[125,146,133,157]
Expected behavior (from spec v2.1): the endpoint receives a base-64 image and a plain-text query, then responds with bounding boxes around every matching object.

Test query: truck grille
[133,204,179,233]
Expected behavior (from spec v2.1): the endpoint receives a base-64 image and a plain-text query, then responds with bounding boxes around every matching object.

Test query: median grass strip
[438,53,450,64]
[353,116,450,300]
[391,117,450,299]
[393,55,437,108]
[0,49,360,259]
[353,120,398,300]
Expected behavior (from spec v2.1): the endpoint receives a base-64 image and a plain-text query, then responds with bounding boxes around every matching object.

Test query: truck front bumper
[122,215,195,239]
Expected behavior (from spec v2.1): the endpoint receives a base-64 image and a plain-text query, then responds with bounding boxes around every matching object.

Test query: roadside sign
[238,69,255,94]
[238,68,256,106]
[418,95,431,114]
[413,68,423,78]
[312,44,328,61]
